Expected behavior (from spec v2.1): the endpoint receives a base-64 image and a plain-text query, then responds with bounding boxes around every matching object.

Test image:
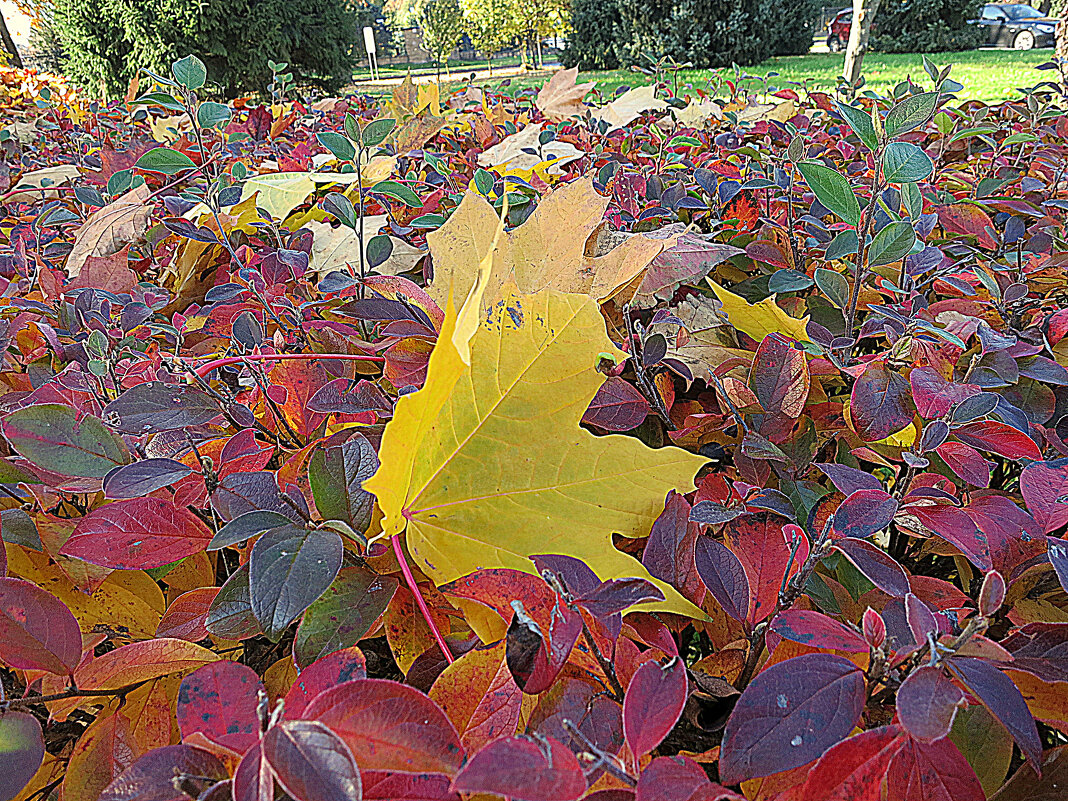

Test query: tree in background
[420,0,466,78]
[560,0,620,69]
[459,0,514,74]
[869,0,984,53]
[843,0,880,89]
[773,0,821,55]
[53,0,368,97]
[506,0,567,68]
[610,0,810,70]
[0,12,22,67]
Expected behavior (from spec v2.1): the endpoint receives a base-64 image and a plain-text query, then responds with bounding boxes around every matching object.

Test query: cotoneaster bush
[0,53,1066,801]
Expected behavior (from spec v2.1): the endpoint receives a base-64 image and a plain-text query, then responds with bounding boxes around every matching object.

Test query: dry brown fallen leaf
[475,123,583,176]
[590,85,669,130]
[536,67,596,122]
[652,293,750,388]
[426,177,676,307]
[308,218,425,277]
[66,184,153,280]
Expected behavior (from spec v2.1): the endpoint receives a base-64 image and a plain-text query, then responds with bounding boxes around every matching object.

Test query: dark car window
[1003,4,1044,18]
[981,5,1007,19]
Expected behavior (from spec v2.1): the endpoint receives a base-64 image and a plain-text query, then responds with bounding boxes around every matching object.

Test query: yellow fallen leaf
[6,544,164,638]
[708,279,810,343]
[426,178,674,308]
[536,67,595,122]
[149,112,190,143]
[364,283,707,620]
[239,158,397,220]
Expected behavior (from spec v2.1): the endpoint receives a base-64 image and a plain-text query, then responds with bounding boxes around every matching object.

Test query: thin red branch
[194,352,384,377]
[392,533,454,665]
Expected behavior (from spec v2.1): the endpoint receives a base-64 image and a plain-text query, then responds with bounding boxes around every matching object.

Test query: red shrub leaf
[896,666,964,743]
[262,720,361,801]
[799,726,904,801]
[748,333,810,417]
[832,489,899,539]
[582,376,650,431]
[177,661,264,755]
[61,497,214,569]
[832,538,911,598]
[302,678,464,775]
[885,735,985,801]
[0,577,82,675]
[952,421,1041,462]
[693,535,749,623]
[770,610,869,653]
[719,654,866,783]
[850,363,914,442]
[1020,458,1068,534]
[450,735,586,801]
[946,657,1042,770]
[623,656,688,757]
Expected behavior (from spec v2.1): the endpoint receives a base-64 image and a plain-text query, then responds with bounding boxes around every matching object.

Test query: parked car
[977,4,1056,49]
[827,3,1056,52]
[826,8,854,52]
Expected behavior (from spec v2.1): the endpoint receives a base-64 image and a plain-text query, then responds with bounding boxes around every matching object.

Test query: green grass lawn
[467,48,1052,104]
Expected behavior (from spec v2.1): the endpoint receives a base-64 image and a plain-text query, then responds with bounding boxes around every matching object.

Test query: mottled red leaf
[177,661,264,755]
[907,504,991,570]
[155,586,219,642]
[582,377,650,431]
[262,720,361,801]
[634,755,708,801]
[0,577,82,675]
[283,646,367,718]
[909,367,980,419]
[953,421,1041,462]
[623,656,688,757]
[450,735,586,801]
[832,488,899,539]
[61,497,214,569]
[303,678,464,775]
[362,772,459,801]
[800,726,904,801]
[748,333,810,417]
[694,535,749,623]
[719,653,866,783]
[850,362,915,442]
[100,745,227,801]
[833,537,911,598]
[935,441,991,487]
[1020,458,1068,534]
[936,204,997,248]
[725,513,792,625]
[770,610,868,653]
[642,491,704,604]
[885,735,984,801]
[963,495,1045,578]
[897,666,964,743]
[946,657,1042,770]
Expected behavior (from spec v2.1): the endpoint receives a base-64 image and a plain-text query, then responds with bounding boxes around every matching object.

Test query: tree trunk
[843,0,880,91]
[1056,0,1068,61]
[0,12,23,69]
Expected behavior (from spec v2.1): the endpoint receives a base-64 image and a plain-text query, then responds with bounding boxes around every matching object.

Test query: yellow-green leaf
[708,279,810,344]
[364,284,707,622]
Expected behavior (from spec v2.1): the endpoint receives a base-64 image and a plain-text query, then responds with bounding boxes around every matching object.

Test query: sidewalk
[350,61,562,91]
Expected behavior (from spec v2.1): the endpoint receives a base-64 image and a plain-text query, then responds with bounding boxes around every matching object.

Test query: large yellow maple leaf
[425,178,675,309]
[364,279,707,621]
